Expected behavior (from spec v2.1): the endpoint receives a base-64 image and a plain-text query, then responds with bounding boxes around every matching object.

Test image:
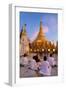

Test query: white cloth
[39,61,51,76]
[48,57,56,66]
[29,59,38,70]
[20,57,28,66]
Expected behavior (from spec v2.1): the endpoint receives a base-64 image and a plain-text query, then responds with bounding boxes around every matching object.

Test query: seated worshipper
[47,54,56,67]
[35,57,41,70]
[29,56,38,71]
[32,55,41,68]
[34,58,42,77]
[39,56,51,76]
[20,54,29,66]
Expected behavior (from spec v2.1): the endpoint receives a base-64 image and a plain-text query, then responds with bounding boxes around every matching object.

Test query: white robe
[20,57,28,66]
[29,59,38,70]
[48,57,56,66]
[39,61,51,76]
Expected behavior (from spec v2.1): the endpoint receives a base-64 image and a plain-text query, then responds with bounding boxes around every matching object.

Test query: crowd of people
[20,53,57,77]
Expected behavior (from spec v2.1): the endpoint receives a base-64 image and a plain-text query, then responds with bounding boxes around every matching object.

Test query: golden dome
[32,20,47,44]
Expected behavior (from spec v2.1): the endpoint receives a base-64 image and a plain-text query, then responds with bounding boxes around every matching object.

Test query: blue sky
[20,12,58,42]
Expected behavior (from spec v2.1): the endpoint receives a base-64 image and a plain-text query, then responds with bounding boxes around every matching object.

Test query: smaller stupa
[20,24,29,56]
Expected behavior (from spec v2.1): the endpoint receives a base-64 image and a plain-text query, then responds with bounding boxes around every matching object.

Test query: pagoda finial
[40,16,42,21]
[37,17,45,37]
[40,17,43,31]
[40,17,43,27]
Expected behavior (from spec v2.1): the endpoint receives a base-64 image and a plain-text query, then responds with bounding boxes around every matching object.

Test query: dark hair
[44,56,47,61]
[33,56,40,62]
[23,54,27,57]
[33,56,38,60]
[36,58,40,62]
[50,54,52,57]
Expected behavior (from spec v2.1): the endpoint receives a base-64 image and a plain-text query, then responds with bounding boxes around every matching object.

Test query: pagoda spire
[38,19,45,37]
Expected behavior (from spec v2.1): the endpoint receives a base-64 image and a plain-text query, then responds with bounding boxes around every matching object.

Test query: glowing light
[42,49,44,51]
[48,49,50,51]
[53,49,55,52]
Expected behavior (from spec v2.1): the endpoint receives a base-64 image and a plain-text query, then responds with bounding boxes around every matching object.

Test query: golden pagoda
[33,20,47,43]
[30,20,49,53]
[30,20,57,53]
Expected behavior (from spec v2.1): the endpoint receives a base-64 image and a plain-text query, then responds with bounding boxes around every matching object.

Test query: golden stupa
[30,20,56,53]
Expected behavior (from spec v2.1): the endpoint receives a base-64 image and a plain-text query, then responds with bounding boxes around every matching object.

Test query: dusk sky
[20,12,58,42]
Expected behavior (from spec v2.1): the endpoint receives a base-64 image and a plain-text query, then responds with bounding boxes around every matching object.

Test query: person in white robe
[20,54,29,66]
[39,56,51,76]
[29,57,38,71]
[47,54,56,67]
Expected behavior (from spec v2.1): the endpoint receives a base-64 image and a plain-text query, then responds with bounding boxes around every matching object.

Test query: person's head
[36,58,40,62]
[50,53,53,57]
[44,56,47,61]
[33,55,40,62]
[23,54,27,57]
[33,56,38,60]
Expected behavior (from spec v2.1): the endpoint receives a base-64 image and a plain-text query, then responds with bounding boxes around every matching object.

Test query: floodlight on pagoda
[48,49,50,52]
[42,49,44,51]
[53,49,55,52]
